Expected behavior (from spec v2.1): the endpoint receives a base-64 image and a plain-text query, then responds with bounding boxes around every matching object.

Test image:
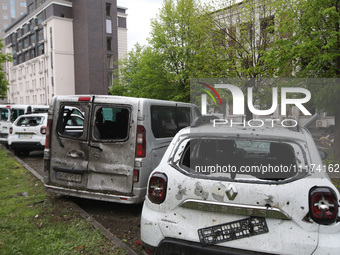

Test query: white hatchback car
[141,116,340,255]
[8,113,48,155]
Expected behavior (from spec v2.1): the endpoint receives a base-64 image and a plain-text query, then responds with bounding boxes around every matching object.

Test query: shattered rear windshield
[16,116,44,126]
[174,138,308,181]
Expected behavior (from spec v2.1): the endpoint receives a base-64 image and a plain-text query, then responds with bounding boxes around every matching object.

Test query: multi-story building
[3,0,127,105]
[0,0,27,40]
[0,0,27,104]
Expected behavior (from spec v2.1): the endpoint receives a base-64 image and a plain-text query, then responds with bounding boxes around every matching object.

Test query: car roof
[17,113,48,118]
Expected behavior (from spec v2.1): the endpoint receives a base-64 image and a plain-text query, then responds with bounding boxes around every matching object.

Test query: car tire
[14,150,30,156]
[14,150,21,156]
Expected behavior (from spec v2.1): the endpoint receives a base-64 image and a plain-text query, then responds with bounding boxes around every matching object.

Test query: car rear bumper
[44,184,145,204]
[142,238,273,255]
[141,199,321,254]
[10,142,44,151]
[0,133,8,143]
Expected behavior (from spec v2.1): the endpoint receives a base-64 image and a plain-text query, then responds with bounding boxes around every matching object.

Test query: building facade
[0,0,27,40]
[3,0,127,105]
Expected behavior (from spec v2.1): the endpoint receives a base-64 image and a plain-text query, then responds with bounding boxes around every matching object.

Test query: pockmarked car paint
[141,116,340,255]
[43,95,201,204]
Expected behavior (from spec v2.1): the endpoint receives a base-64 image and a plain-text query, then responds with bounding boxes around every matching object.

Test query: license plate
[56,171,82,183]
[18,134,33,139]
[198,217,268,246]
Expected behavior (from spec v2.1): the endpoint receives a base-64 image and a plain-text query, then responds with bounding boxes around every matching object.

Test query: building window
[107,55,114,69]
[10,0,15,18]
[18,54,23,64]
[106,19,112,34]
[260,16,274,39]
[38,44,44,55]
[3,14,8,20]
[36,0,44,7]
[38,29,44,41]
[20,2,27,7]
[24,37,29,48]
[50,27,53,49]
[241,22,253,43]
[40,77,44,88]
[107,37,112,51]
[106,3,111,16]
[28,4,34,14]
[2,4,7,10]
[118,17,126,28]
[18,41,22,51]
[31,49,36,59]
[107,72,113,87]
[23,24,29,34]
[30,33,36,45]
[37,12,43,25]
[25,51,30,62]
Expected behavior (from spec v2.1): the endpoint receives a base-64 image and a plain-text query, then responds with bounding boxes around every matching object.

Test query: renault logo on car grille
[226,184,238,200]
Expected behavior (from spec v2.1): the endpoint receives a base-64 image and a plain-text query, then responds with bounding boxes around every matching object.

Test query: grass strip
[0,148,125,255]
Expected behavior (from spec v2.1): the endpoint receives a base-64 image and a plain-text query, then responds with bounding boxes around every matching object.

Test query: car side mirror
[319,150,328,160]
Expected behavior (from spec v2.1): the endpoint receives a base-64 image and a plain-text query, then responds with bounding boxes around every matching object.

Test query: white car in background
[8,113,48,155]
[141,116,340,255]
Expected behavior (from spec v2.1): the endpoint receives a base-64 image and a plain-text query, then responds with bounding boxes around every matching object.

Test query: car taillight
[45,118,53,149]
[9,127,13,134]
[40,126,47,135]
[133,169,139,183]
[148,172,167,204]
[309,186,339,225]
[136,125,146,158]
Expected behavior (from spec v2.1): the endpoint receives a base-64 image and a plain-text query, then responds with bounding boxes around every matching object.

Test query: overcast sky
[117,0,163,51]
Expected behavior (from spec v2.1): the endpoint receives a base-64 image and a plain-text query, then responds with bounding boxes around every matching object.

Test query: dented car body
[141,117,340,254]
[43,95,201,204]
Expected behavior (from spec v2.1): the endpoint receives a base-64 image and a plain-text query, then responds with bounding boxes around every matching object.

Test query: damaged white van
[43,95,201,204]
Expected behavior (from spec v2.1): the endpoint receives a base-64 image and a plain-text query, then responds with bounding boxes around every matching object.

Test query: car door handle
[89,144,103,151]
[67,150,84,158]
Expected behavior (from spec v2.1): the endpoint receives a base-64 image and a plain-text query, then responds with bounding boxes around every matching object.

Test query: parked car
[141,116,340,255]
[8,113,48,155]
[43,95,201,204]
[0,104,49,145]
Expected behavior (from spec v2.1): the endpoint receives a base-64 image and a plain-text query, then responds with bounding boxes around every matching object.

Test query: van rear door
[49,96,91,190]
[87,96,138,195]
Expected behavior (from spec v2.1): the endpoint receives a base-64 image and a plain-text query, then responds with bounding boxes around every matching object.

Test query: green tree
[110,0,230,102]
[111,44,174,100]
[0,40,12,99]
[265,0,340,161]
[201,0,278,119]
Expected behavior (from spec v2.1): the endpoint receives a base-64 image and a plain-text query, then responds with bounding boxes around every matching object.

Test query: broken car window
[94,107,130,140]
[178,138,306,181]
